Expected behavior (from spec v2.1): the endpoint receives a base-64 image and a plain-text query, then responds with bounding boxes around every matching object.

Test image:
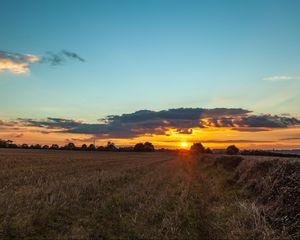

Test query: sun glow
[180,142,188,148]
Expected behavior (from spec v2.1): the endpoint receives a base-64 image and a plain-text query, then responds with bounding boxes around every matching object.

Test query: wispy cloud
[0,50,84,74]
[11,133,24,138]
[40,50,85,66]
[280,137,300,141]
[263,75,296,81]
[198,139,275,143]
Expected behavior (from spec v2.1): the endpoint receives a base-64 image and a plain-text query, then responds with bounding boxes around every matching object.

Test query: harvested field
[0,149,298,239]
[235,156,300,238]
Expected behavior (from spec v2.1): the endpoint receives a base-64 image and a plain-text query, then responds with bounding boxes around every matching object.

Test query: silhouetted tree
[0,140,13,148]
[118,146,134,152]
[88,144,96,151]
[144,142,155,152]
[97,146,105,151]
[226,145,239,155]
[50,144,59,150]
[106,141,117,151]
[21,144,29,149]
[0,140,7,148]
[134,142,155,152]
[205,147,213,154]
[65,142,76,150]
[8,143,18,148]
[81,144,87,151]
[190,143,205,153]
[33,144,41,149]
[42,145,49,149]
[134,143,145,152]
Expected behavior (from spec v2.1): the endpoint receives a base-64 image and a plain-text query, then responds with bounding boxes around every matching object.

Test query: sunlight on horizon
[180,142,188,148]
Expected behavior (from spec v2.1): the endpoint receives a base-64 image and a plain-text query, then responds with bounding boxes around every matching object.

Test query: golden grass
[0,149,291,239]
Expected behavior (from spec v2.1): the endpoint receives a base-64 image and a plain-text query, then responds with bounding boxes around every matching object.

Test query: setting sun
[180,142,188,148]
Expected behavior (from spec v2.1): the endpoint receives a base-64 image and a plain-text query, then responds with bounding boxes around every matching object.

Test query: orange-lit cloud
[0,53,39,74]
[16,108,300,138]
[1,108,300,149]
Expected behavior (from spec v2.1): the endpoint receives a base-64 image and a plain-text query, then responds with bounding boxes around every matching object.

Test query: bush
[226,145,239,155]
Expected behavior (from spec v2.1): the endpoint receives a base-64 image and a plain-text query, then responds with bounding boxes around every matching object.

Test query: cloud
[0,50,84,74]
[0,119,20,127]
[62,51,85,62]
[11,133,23,138]
[40,50,85,66]
[0,51,40,74]
[280,137,300,141]
[230,127,270,132]
[234,115,300,128]
[263,75,296,81]
[18,117,83,129]
[15,108,300,139]
[200,139,275,143]
[65,137,95,143]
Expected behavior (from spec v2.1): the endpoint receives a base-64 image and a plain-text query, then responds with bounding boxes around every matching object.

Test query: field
[0,149,298,239]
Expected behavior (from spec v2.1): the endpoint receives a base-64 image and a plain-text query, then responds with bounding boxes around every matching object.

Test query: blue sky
[1,0,300,122]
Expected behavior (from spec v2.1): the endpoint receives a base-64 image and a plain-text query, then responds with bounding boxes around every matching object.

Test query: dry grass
[0,149,294,239]
[235,156,300,239]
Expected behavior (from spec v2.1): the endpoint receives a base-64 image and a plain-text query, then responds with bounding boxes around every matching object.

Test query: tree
[190,143,205,153]
[226,145,239,155]
[0,140,12,148]
[97,146,105,151]
[0,140,7,148]
[42,145,49,149]
[205,147,213,154]
[118,146,134,152]
[8,143,18,148]
[106,141,117,151]
[50,144,59,150]
[33,144,41,149]
[65,142,76,150]
[133,143,145,152]
[144,142,155,152]
[81,144,87,151]
[21,144,29,149]
[134,142,155,152]
[88,144,96,151]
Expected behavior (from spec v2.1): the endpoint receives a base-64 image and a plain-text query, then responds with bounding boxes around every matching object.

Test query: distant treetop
[190,143,205,154]
[226,145,239,155]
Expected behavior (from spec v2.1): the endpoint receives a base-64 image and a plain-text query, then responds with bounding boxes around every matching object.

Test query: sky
[0,0,300,149]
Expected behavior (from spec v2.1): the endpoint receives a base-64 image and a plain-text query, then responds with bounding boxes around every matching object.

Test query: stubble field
[0,149,298,239]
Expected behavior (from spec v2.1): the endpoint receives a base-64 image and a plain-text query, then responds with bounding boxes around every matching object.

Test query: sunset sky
[1,0,300,149]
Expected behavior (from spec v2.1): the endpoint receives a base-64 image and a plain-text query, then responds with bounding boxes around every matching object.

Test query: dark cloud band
[14,108,300,139]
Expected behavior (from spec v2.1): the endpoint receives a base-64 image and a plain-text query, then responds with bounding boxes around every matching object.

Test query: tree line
[1,138,298,157]
[0,138,241,154]
[0,139,155,152]
[189,143,239,155]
